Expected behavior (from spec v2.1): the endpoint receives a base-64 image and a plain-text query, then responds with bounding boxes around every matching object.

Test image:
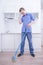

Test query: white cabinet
[0,33,41,52]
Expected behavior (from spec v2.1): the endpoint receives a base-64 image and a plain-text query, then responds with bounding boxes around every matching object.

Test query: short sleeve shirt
[21,13,35,32]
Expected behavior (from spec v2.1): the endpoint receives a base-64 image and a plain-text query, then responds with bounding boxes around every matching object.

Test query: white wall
[0,0,41,33]
[0,0,41,52]
[0,0,40,12]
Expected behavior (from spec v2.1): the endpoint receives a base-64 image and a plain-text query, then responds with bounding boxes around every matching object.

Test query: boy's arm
[19,17,23,24]
[28,14,35,27]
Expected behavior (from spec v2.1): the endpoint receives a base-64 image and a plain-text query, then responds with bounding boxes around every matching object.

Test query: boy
[18,7,35,57]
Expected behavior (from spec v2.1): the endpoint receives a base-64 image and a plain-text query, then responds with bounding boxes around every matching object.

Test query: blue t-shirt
[21,13,35,32]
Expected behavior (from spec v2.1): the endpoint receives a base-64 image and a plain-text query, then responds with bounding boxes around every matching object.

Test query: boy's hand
[19,20,22,24]
[27,23,32,28]
[27,21,35,28]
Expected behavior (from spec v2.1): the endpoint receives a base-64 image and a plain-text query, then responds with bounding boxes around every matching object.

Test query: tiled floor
[0,48,43,65]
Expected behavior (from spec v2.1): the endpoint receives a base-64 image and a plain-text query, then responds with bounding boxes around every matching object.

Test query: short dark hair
[19,7,25,12]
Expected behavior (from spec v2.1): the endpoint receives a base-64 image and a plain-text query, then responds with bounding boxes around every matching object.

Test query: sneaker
[31,54,35,57]
[17,53,23,57]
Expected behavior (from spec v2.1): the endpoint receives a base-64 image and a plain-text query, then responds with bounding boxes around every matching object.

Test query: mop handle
[14,33,26,56]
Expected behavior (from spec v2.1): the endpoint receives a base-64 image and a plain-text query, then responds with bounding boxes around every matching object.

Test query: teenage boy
[18,7,35,57]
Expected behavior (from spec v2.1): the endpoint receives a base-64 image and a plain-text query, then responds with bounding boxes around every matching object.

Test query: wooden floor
[0,48,43,65]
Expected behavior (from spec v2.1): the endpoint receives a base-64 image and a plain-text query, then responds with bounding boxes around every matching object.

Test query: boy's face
[20,10,26,15]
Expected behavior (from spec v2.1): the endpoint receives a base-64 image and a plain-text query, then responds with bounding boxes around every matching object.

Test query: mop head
[12,56,16,62]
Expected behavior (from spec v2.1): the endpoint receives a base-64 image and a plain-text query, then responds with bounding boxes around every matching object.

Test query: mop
[12,33,26,62]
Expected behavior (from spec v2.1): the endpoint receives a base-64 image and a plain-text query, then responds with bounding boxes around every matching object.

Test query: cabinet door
[25,34,41,52]
[2,34,15,51]
[41,12,43,46]
[0,34,1,52]
[32,34,41,52]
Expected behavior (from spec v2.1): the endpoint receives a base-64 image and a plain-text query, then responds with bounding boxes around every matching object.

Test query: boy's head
[19,7,26,15]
